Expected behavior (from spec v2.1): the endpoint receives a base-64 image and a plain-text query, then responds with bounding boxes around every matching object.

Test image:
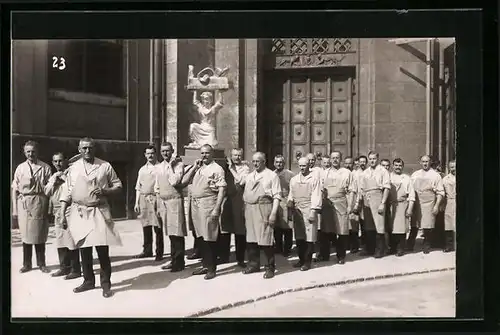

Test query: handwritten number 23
[52,56,66,70]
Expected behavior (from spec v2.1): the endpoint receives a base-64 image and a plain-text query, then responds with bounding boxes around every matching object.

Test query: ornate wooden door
[267,72,354,171]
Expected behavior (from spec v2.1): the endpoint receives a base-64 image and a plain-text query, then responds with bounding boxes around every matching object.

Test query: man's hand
[210,208,221,222]
[226,157,233,168]
[287,200,294,209]
[405,209,413,218]
[195,159,203,168]
[377,203,385,215]
[134,204,140,214]
[308,210,317,223]
[268,211,277,226]
[60,211,68,229]
[352,204,360,214]
[90,187,103,198]
[431,206,439,216]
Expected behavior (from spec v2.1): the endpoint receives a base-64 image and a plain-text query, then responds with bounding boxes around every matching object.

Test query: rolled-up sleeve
[168,162,185,186]
[135,167,143,191]
[270,174,282,200]
[310,176,323,210]
[214,167,227,188]
[287,178,295,202]
[381,169,391,190]
[434,175,445,197]
[11,166,21,191]
[42,165,52,186]
[107,164,123,189]
[60,168,73,203]
[408,177,416,202]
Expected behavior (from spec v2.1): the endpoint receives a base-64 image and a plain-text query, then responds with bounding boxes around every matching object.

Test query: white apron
[362,175,385,233]
[443,176,456,232]
[291,180,318,243]
[322,174,349,235]
[388,182,410,234]
[68,174,122,248]
[157,172,186,237]
[138,171,161,228]
[243,178,274,246]
[17,165,49,244]
[50,181,77,249]
[413,178,437,229]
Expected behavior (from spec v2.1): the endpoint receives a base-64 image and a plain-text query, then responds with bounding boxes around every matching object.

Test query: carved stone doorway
[263,68,356,171]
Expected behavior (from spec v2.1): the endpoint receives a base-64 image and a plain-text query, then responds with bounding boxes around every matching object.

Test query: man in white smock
[155,142,186,272]
[357,151,391,258]
[12,140,52,273]
[59,137,122,298]
[44,152,81,279]
[442,160,456,252]
[388,158,415,257]
[273,154,295,257]
[182,144,226,280]
[242,152,282,279]
[288,157,322,271]
[320,151,357,264]
[134,145,163,261]
[409,155,445,254]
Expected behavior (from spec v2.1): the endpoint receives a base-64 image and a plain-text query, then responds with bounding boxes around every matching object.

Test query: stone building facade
[12,38,456,219]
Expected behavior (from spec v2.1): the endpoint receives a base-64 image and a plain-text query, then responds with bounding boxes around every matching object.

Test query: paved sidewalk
[11,220,455,318]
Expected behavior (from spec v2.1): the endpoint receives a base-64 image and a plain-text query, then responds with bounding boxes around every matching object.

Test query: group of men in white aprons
[13,138,456,295]
[12,138,123,298]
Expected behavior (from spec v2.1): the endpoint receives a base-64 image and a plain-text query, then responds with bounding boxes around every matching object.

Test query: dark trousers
[216,232,231,262]
[392,234,406,253]
[318,231,334,260]
[191,231,202,256]
[80,246,111,290]
[169,236,185,268]
[57,247,81,274]
[361,230,377,255]
[274,227,293,254]
[235,234,247,263]
[246,242,275,270]
[201,239,218,272]
[387,233,398,253]
[444,231,455,251]
[359,219,367,249]
[348,230,360,252]
[142,226,164,257]
[336,235,348,260]
[23,243,46,268]
[296,240,314,266]
[406,226,419,251]
[422,228,433,252]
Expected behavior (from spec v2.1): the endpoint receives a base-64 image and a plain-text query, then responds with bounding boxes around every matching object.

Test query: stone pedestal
[181,146,226,168]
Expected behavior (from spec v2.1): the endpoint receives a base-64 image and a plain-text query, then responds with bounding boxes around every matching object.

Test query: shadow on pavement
[112,257,173,273]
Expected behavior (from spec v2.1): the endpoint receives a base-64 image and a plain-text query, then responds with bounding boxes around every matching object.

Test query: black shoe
[19,266,32,273]
[171,265,185,273]
[313,256,328,263]
[337,258,345,265]
[396,251,405,257]
[39,266,51,273]
[263,269,275,279]
[423,244,431,254]
[350,248,359,254]
[52,269,70,277]
[300,264,311,271]
[161,263,173,270]
[243,267,260,274]
[360,250,374,256]
[102,288,113,298]
[443,247,454,253]
[73,283,95,293]
[155,255,164,262]
[204,271,216,280]
[388,249,397,255]
[192,268,209,275]
[135,252,153,259]
[237,261,247,268]
[187,253,202,260]
[292,261,303,268]
[65,272,81,280]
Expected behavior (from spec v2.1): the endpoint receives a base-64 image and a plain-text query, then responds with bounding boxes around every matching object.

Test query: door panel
[266,71,353,171]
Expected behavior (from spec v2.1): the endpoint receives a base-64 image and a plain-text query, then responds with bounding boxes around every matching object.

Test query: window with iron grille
[271,38,353,55]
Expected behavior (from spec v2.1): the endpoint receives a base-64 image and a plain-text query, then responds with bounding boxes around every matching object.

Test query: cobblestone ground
[11,220,455,318]
[205,271,455,318]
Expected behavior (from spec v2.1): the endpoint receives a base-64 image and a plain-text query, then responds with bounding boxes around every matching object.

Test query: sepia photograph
[11,37,457,318]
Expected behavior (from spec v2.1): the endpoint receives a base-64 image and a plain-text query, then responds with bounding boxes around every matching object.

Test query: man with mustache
[155,142,186,272]
[222,148,250,267]
[306,153,322,177]
[45,152,81,279]
[442,160,456,252]
[12,140,52,274]
[134,145,163,261]
[409,155,445,254]
[344,157,354,171]
[242,152,282,279]
[319,151,357,264]
[182,144,226,280]
[288,157,322,271]
[388,158,415,256]
[273,154,295,257]
[357,151,391,258]
[59,137,122,298]
[321,157,332,170]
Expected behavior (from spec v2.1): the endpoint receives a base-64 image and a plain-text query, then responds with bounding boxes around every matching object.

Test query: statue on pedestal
[185,65,230,149]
